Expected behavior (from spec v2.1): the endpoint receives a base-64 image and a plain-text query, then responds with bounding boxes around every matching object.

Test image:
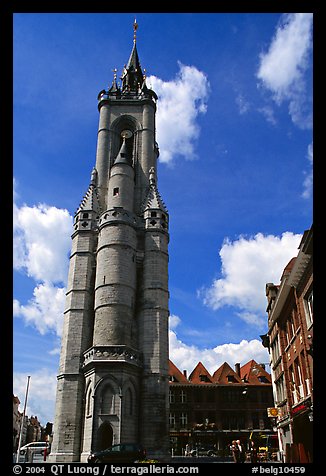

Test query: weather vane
[133,18,138,44]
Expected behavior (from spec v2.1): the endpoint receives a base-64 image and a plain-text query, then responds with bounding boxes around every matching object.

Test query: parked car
[88,443,146,463]
[20,441,50,456]
[190,445,217,457]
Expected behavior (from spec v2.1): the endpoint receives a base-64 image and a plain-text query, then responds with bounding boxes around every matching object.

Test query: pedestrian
[249,440,258,463]
[185,444,190,457]
[236,439,246,463]
[231,440,240,463]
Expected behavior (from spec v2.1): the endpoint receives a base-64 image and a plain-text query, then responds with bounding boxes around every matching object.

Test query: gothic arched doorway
[97,422,113,451]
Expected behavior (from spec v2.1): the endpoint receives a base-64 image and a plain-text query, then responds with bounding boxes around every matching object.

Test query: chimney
[183,370,187,379]
[235,363,241,377]
[259,363,266,370]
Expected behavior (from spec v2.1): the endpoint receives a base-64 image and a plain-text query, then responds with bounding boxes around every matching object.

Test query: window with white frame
[271,335,281,363]
[304,289,313,328]
[180,390,187,403]
[275,374,286,404]
[180,413,188,427]
[169,413,176,427]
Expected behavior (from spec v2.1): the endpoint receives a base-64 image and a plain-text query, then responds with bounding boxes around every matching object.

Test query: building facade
[13,395,21,452]
[13,396,44,454]
[50,23,170,462]
[168,360,276,458]
[265,225,313,463]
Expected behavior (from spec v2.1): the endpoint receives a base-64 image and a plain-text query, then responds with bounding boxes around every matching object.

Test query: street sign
[267,407,279,417]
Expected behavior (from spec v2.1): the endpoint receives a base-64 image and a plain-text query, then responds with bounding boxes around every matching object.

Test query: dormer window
[227,375,237,383]
[258,376,269,384]
[199,374,210,382]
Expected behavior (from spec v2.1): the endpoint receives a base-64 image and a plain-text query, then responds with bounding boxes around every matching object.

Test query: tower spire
[133,18,138,44]
[121,19,143,93]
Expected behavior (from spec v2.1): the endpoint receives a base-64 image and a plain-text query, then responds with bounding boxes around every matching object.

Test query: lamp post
[16,375,31,463]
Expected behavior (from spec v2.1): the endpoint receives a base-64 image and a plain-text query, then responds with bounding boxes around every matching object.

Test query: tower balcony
[97,89,157,111]
[98,208,141,230]
[82,345,143,369]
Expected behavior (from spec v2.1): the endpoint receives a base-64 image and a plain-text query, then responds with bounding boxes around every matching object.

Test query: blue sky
[13,12,313,425]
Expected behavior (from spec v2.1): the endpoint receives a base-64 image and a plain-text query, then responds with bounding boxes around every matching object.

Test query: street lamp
[16,376,31,463]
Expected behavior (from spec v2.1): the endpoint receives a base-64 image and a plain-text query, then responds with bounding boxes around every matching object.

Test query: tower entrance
[97,422,113,451]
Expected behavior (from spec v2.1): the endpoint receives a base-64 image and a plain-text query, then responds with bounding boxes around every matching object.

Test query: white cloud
[235,93,250,115]
[13,369,57,425]
[169,314,181,330]
[302,142,313,199]
[14,202,72,284]
[14,282,65,336]
[200,232,302,326]
[169,319,269,375]
[257,13,313,128]
[257,105,277,125]
[148,62,210,164]
[13,186,72,336]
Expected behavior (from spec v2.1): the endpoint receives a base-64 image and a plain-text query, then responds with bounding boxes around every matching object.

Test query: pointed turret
[143,167,168,213]
[75,168,102,216]
[106,131,135,212]
[113,137,132,166]
[142,167,168,232]
[73,167,101,234]
[108,68,121,95]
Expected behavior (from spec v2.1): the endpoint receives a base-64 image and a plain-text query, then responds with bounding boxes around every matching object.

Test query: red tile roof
[188,362,212,384]
[212,362,242,384]
[239,359,271,385]
[169,360,271,386]
[168,359,189,383]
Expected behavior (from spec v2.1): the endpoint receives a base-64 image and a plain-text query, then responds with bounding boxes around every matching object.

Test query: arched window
[86,384,93,416]
[100,385,115,415]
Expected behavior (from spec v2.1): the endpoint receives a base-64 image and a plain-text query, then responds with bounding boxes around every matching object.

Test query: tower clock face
[121,129,132,139]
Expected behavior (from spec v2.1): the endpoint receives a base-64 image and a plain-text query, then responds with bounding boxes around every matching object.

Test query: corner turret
[73,167,101,234]
[143,167,169,232]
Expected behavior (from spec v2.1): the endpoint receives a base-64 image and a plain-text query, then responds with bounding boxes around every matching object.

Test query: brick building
[26,416,42,444]
[13,395,21,452]
[168,359,276,457]
[265,225,313,463]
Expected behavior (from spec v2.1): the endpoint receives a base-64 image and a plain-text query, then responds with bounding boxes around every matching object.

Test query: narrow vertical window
[304,289,313,328]
[86,385,92,416]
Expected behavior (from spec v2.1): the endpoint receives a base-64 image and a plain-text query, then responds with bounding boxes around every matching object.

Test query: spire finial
[90,167,97,185]
[133,18,138,44]
[149,166,156,186]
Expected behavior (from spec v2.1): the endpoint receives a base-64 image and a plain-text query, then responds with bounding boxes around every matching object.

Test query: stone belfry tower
[50,21,170,463]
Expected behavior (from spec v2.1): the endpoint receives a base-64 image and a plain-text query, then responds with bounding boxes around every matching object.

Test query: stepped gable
[168,360,189,383]
[240,360,271,385]
[188,362,212,384]
[211,362,242,384]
